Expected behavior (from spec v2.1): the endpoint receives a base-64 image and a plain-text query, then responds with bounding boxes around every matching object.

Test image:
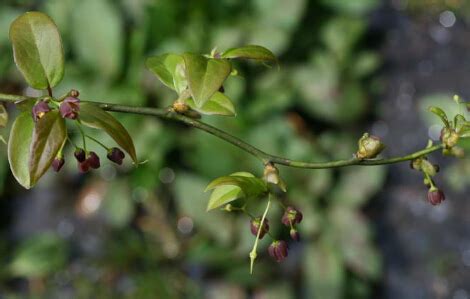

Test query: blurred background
[0,0,470,298]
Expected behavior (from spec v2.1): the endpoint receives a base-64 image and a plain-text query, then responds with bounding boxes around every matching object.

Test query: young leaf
[29,111,66,186]
[221,45,277,63]
[145,54,184,91]
[79,103,137,163]
[205,172,267,198]
[185,92,236,116]
[428,106,449,127]
[207,185,244,211]
[10,12,64,90]
[206,172,254,211]
[8,112,34,189]
[183,53,231,107]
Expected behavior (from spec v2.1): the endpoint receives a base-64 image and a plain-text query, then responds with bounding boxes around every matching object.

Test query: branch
[0,93,443,169]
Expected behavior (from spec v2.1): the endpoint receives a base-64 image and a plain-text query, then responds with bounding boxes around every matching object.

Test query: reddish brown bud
[87,151,100,169]
[59,97,80,119]
[74,148,86,162]
[250,218,269,239]
[52,157,65,172]
[268,240,288,262]
[107,147,125,165]
[32,101,51,122]
[281,206,303,226]
[70,89,80,98]
[427,189,445,206]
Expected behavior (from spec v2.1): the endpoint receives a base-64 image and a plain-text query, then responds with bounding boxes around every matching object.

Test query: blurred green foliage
[0,0,387,298]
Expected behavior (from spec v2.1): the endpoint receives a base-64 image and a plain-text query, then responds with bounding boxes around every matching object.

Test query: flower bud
[427,189,445,206]
[410,158,423,171]
[59,97,80,119]
[281,206,303,226]
[263,163,280,185]
[440,127,459,148]
[172,101,189,114]
[52,157,65,172]
[290,228,300,242]
[421,159,437,177]
[74,148,86,162]
[356,133,385,159]
[70,89,80,98]
[32,101,51,122]
[268,240,288,262]
[450,146,465,158]
[107,147,125,165]
[87,151,100,169]
[78,161,90,173]
[250,218,269,239]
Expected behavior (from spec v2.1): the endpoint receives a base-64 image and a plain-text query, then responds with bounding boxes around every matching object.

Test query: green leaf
[29,111,66,186]
[206,172,254,211]
[183,53,231,107]
[221,45,277,63]
[8,112,34,189]
[0,104,8,128]
[9,12,64,89]
[146,54,185,91]
[428,106,450,127]
[205,172,267,198]
[79,103,137,163]
[185,92,236,116]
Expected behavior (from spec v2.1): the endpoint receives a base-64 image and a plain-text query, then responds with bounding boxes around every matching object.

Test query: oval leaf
[10,12,64,89]
[146,54,184,91]
[183,53,231,108]
[206,185,244,211]
[79,103,137,163]
[185,92,236,116]
[29,111,66,186]
[206,172,254,211]
[205,173,267,198]
[8,112,34,189]
[221,45,277,63]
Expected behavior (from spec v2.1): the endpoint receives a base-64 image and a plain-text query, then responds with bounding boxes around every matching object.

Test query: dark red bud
[59,97,80,119]
[74,148,86,162]
[250,218,269,239]
[32,101,51,122]
[87,151,100,169]
[52,157,65,172]
[78,160,90,173]
[281,206,303,226]
[290,228,300,242]
[427,189,445,206]
[107,147,125,165]
[268,240,288,262]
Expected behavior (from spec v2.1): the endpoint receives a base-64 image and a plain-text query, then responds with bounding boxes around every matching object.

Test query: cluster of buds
[249,206,303,263]
[34,90,127,174]
[32,90,81,122]
[410,157,446,206]
[355,133,385,160]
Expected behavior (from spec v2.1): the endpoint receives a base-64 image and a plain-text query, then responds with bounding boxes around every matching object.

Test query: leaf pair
[9,111,66,189]
[205,172,268,211]
[429,105,470,138]
[145,45,277,117]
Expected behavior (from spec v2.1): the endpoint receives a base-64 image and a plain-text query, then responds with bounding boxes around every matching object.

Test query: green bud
[440,127,459,148]
[420,159,437,177]
[356,133,385,160]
